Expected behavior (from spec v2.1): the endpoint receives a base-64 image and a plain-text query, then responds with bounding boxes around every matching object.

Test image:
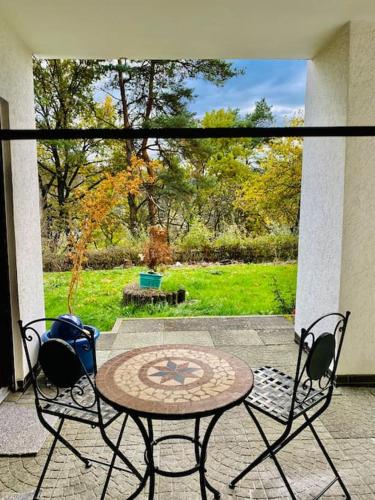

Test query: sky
[188,59,307,125]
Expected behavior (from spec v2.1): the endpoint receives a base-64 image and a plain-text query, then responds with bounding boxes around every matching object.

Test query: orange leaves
[67,168,141,313]
[128,156,162,186]
[143,226,172,271]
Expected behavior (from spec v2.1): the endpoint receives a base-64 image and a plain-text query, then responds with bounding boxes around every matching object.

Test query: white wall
[0,16,45,383]
[296,22,375,378]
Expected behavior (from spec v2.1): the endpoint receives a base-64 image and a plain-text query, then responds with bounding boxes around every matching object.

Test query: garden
[44,262,297,331]
[37,58,302,330]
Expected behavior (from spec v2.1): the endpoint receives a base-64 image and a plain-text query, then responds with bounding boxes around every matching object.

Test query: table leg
[199,412,222,500]
[131,415,156,500]
[194,418,201,464]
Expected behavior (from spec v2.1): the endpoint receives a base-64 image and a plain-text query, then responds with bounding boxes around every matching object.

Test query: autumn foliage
[67,164,140,313]
[143,226,172,271]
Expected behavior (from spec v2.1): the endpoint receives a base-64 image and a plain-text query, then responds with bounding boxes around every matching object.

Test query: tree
[67,165,141,312]
[102,59,240,233]
[235,117,303,234]
[34,59,108,242]
[186,102,274,233]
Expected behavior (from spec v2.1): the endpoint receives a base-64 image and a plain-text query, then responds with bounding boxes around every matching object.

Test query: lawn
[44,263,297,331]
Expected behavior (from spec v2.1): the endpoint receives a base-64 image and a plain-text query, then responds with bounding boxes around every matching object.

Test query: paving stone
[117,319,165,333]
[162,330,213,346]
[96,333,116,351]
[256,328,295,345]
[211,329,263,346]
[111,331,163,349]
[218,343,299,371]
[320,388,375,439]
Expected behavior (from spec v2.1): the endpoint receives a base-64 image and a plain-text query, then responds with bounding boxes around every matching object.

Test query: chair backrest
[290,311,350,419]
[19,317,98,412]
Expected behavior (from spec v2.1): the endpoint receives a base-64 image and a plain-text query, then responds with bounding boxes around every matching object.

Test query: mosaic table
[96,344,254,499]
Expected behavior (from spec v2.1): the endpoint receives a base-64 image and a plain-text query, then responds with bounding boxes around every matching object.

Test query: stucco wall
[296,25,349,335]
[339,22,375,375]
[297,22,375,376]
[0,17,44,383]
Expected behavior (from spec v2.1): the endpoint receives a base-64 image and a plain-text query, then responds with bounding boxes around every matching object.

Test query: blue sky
[188,60,307,125]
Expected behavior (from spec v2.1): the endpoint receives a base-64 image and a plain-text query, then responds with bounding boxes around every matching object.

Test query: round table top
[96,344,254,419]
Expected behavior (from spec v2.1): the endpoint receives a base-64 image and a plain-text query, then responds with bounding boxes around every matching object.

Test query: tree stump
[122,283,186,306]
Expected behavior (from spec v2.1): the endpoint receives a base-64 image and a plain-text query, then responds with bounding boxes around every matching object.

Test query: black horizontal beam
[1,126,375,141]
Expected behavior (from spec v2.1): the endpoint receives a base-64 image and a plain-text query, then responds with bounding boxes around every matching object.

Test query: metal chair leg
[100,414,129,500]
[304,415,351,499]
[34,418,64,499]
[40,414,91,468]
[247,408,296,500]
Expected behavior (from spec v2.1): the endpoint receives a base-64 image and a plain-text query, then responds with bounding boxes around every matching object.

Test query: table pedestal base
[130,413,223,500]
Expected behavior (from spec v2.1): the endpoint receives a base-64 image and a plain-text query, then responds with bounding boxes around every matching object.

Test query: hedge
[43,235,298,272]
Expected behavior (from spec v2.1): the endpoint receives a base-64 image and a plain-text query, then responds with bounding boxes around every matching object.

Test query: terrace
[1,316,374,499]
[1,1,375,498]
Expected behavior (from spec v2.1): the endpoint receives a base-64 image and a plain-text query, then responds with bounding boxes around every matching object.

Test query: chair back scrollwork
[290,311,350,418]
[19,317,99,414]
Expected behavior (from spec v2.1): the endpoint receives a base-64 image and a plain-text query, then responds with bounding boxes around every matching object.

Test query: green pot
[139,271,162,289]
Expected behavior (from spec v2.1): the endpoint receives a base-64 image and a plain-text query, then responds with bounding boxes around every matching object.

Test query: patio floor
[1,315,374,499]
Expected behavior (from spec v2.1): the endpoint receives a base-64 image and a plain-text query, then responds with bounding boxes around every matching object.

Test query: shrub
[175,233,298,263]
[143,226,172,271]
[246,235,298,262]
[175,219,213,260]
[212,225,247,260]
[43,246,141,272]
[43,233,298,271]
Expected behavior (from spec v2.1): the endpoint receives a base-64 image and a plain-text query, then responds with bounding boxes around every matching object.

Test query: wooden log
[177,289,186,303]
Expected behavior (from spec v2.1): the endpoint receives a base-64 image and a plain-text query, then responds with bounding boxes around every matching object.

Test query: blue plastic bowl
[50,314,84,341]
[41,325,100,374]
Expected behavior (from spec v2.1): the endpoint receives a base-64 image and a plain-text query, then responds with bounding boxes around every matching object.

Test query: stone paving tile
[319,388,375,439]
[255,329,295,346]
[1,315,374,499]
[162,330,214,346]
[219,344,299,371]
[116,319,165,333]
[96,333,117,351]
[111,331,163,349]
[211,329,263,347]
[163,317,225,331]
[96,351,111,368]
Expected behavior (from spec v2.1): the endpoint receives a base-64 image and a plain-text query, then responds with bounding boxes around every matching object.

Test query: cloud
[189,59,307,124]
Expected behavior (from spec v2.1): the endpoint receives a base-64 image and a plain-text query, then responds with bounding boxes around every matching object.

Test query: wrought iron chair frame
[229,311,351,499]
[19,317,143,500]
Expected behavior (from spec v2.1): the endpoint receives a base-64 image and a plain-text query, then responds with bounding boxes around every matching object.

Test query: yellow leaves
[67,168,142,313]
[129,156,163,186]
[235,117,303,233]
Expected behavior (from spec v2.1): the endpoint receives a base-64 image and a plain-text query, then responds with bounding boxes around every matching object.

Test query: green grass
[44,263,297,331]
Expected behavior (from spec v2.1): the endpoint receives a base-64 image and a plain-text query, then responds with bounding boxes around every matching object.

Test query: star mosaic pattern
[149,359,200,385]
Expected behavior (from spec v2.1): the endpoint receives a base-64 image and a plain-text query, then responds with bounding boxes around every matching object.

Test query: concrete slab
[111,331,163,349]
[162,330,213,346]
[211,329,263,346]
[0,404,55,456]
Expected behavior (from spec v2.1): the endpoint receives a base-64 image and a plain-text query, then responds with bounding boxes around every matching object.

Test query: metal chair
[229,311,351,499]
[19,317,143,500]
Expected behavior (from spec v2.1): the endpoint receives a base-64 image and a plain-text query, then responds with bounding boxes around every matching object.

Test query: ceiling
[1,0,375,60]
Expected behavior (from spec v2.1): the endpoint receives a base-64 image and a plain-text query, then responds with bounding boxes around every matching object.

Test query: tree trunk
[118,59,139,234]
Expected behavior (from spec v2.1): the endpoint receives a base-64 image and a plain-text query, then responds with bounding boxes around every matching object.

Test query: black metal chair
[19,317,143,500]
[229,311,351,499]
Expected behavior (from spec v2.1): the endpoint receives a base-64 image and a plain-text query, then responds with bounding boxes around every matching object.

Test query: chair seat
[40,376,119,426]
[245,366,327,423]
